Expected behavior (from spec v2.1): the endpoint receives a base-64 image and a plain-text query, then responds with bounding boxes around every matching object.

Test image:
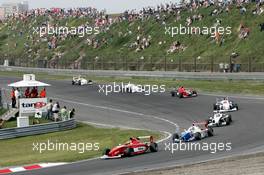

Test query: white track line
[53,97,179,131]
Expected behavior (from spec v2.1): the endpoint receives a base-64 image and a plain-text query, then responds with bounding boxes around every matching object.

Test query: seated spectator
[260,23,264,31]
[30,87,38,98]
[0,119,4,129]
[24,87,30,98]
[239,26,250,39]
[39,88,46,98]
[240,7,247,14]
[167,41,187,53]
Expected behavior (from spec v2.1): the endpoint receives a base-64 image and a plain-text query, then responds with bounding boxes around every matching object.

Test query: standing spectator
[52,102,60,121]
[230,60,235,73]
[11,88,16,108]
[14,88,21,108]
[224,63,229,73]
[46,99,53,120]
[60,106,68,121]
[69,108,75,119]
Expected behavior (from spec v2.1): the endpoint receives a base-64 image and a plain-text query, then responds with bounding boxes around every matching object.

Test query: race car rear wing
[137,136,154,143]
[192,121,209,128]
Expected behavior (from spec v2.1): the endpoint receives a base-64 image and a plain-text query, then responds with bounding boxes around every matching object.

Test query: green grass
[0,122,161,167]
[0,3,263,68]
[1,70,264,95]
[1,116,51,129]
[0,108,7,116]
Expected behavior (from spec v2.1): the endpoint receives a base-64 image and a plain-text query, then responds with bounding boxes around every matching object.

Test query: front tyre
[172,133,180,142]
[178,93,183,98]
[124,147,133,157]
[150,142,158,152]
[194,132,202,140]
[207,127,214,137]
[102,148,110,155]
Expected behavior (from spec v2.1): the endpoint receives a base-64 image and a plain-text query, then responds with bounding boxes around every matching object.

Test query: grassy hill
[0,3,263,71]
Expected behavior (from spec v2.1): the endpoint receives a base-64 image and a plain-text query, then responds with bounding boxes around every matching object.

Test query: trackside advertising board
[19,98,47,114]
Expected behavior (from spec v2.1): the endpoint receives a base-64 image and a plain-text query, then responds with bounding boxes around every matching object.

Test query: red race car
[101,136,158,159]
[171,86,197,98]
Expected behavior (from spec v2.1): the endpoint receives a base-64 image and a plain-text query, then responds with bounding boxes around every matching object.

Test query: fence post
[164,56,167,71]
[211,57,214,72]
[0,89,3,108]
[101,58,104,70]
[194,57,197,72]
[137,58,140,71]
[248,57,252,72]
[179,57,182,72]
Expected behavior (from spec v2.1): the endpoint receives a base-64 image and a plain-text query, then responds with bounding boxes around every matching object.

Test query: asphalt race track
[1,77,264,175]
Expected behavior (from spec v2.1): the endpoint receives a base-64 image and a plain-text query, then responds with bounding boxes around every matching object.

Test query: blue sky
[0,0,178,13]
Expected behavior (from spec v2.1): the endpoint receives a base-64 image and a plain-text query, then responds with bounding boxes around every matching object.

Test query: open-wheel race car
[171,86,197,98]
[72,75,93,86]
[121,83,145,93]
[172,122,213,143]
[213,97,238,112]
[101,136,158,159]
[207,112,232,127]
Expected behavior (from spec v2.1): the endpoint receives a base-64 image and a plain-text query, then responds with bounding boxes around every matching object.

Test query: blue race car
[172,122,214,142]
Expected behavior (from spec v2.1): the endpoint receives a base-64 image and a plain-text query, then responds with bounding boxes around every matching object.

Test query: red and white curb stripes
[0,163,66,174]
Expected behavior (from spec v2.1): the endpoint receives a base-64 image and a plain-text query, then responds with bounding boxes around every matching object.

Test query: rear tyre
[194,133,202,140]
[207,127,214,137]
[178,93,183,98]
[102,148,110,155]
[171,92,175,97]
[229,115,233,122]
[124,147,133,157]
[150,142,158,152]
[213,104,217,110]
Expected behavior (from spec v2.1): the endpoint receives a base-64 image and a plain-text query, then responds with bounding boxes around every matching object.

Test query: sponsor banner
[19,98,47,114]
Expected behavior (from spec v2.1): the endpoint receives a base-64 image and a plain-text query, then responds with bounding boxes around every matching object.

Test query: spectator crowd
[0,0,263,71]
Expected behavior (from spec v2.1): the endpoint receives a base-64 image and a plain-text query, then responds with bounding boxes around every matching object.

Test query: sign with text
[19,98,47,114]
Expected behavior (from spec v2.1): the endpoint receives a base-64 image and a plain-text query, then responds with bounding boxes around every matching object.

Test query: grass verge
[0,122,161,167]
[1,116,51,129]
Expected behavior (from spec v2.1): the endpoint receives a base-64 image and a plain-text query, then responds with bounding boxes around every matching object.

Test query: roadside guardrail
[0,119,76,140]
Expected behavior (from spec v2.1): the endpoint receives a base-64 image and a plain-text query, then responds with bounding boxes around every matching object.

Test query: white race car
[207,112,232,127]
[172,122,214,143]
[122,83,145,93]
[72,76,93,86]
[213,97,238,112]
